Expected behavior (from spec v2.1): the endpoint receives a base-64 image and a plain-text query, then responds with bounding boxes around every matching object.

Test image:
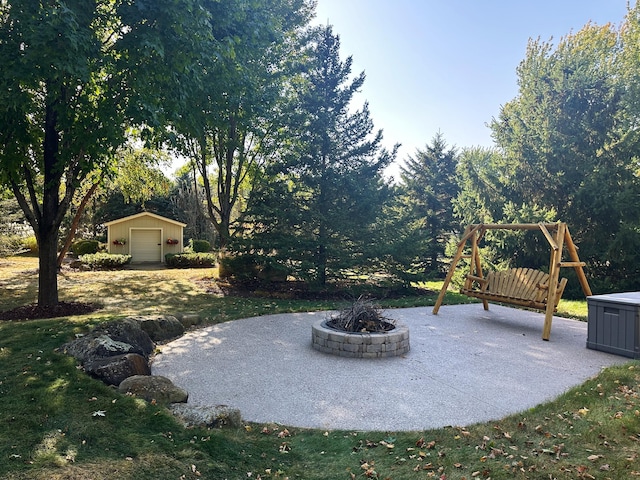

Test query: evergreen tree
[489,20,640,293]
[398,133,459,276]
[242,26,397,285]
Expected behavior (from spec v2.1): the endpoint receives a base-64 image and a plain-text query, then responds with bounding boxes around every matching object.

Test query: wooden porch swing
[432,223,592,340]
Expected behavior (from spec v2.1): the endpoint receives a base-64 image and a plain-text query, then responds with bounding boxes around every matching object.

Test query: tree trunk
[57,181,101,268]
[38,84,64,307]
[38,226,59,307]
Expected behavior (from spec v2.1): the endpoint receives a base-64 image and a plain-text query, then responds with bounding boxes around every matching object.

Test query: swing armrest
[465,274,489,291]
[466,274,488,285]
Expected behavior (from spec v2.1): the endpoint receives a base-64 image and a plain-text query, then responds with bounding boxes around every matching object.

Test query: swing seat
[461,267,568,311]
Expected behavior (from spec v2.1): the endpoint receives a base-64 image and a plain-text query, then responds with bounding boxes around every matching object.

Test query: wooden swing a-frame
[432,223,592,340]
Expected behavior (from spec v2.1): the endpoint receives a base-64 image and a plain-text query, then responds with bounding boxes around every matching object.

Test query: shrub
[22,235,38,253]
[165,252,216,268]
[190,239,211,253]
[0,234,26,257]
[218,254,258,280]
[71,239,100,255]
[79,253,131,269]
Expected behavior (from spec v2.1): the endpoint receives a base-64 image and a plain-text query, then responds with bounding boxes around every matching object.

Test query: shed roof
[103,212,187,227]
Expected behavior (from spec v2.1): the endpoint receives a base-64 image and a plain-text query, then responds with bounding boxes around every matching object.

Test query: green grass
[0,256,637,479]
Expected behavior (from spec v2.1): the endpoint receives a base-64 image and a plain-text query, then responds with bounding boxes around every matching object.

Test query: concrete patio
[152,304,630,431]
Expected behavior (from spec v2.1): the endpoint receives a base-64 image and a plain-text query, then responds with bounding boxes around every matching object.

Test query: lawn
[0,256,638,479]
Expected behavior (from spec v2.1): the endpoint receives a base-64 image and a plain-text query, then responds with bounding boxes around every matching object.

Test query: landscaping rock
[174,312,202,328]
[61,319,154,364]
[93,318,155,357]
[169,404,243,429]
[118,375,188,404]
[85,353,151,386]
[60,318,156,388]
[62,333,141,365]
[131,315,185,342]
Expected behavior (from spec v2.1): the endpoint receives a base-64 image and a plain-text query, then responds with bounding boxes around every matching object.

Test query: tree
[169,164,216,245]
[452,147,509,225]
[55,146,173,266]
[487,18,640,292]
[172,0,314,249]
[242,26,397,285]
[398,133,459,276]
[0,0,211,306]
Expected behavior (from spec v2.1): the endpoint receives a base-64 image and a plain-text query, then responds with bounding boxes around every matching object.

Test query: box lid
[587,291,640,306]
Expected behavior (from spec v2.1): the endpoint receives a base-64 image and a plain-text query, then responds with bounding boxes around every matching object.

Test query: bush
[22,235,38,253]
[0,234,27,257]
[71,239,100,255]
[218,254,258,280]
[79,253,131,269]
[165,252,216,268]
[190,239,211,253]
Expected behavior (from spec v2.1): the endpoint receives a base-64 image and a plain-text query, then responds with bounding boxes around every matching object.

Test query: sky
[312,0,633,174]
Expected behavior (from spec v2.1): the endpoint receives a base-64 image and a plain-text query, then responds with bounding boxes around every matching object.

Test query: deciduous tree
[0,0,210,306]
[172,0,314,249]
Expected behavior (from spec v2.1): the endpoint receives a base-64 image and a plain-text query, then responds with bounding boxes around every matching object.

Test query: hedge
[79,253,132,269]
[72,239,100,255]
[190,239,211,253]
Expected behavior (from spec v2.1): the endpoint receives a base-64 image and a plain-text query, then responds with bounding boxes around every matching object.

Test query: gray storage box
[587,292,640,359]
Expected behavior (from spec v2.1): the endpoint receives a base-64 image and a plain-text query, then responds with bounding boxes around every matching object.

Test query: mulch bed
[215,279,433,301]
[0,301,99,321]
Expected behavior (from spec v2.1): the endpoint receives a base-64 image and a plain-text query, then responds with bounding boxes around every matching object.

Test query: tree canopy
[240,26,397,285]
[0,0,211,305]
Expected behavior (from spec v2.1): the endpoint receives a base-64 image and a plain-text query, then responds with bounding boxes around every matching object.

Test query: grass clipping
[327,296,395,333]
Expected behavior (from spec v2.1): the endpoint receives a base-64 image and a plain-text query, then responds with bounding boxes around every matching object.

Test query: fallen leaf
[279,442,291,453]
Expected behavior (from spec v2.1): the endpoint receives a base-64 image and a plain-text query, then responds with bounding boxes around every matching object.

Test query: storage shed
[104,212,186,263]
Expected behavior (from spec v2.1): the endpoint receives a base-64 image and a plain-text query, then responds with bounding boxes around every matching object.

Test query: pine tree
[398,133,459,276]
[243,26,397,285]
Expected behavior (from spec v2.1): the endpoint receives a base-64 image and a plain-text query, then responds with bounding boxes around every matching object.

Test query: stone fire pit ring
[311,318,410,358]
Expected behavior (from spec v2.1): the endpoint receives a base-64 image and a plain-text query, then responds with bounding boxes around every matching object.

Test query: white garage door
[130,229,162,263]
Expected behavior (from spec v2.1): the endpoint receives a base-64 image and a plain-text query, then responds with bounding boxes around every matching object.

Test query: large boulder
[118,375,188,404]
[174,312,202,328]
[60,318,156,389]
[61,318,154,364]
[62,334,140,365]
[169,404,242,429]
[93,318,155,357]
[130,315,185,342]
[85,353,151,386]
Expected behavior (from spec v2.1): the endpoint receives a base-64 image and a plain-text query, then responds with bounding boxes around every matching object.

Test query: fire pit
[311,319,409,358]
[311,298,409,358]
